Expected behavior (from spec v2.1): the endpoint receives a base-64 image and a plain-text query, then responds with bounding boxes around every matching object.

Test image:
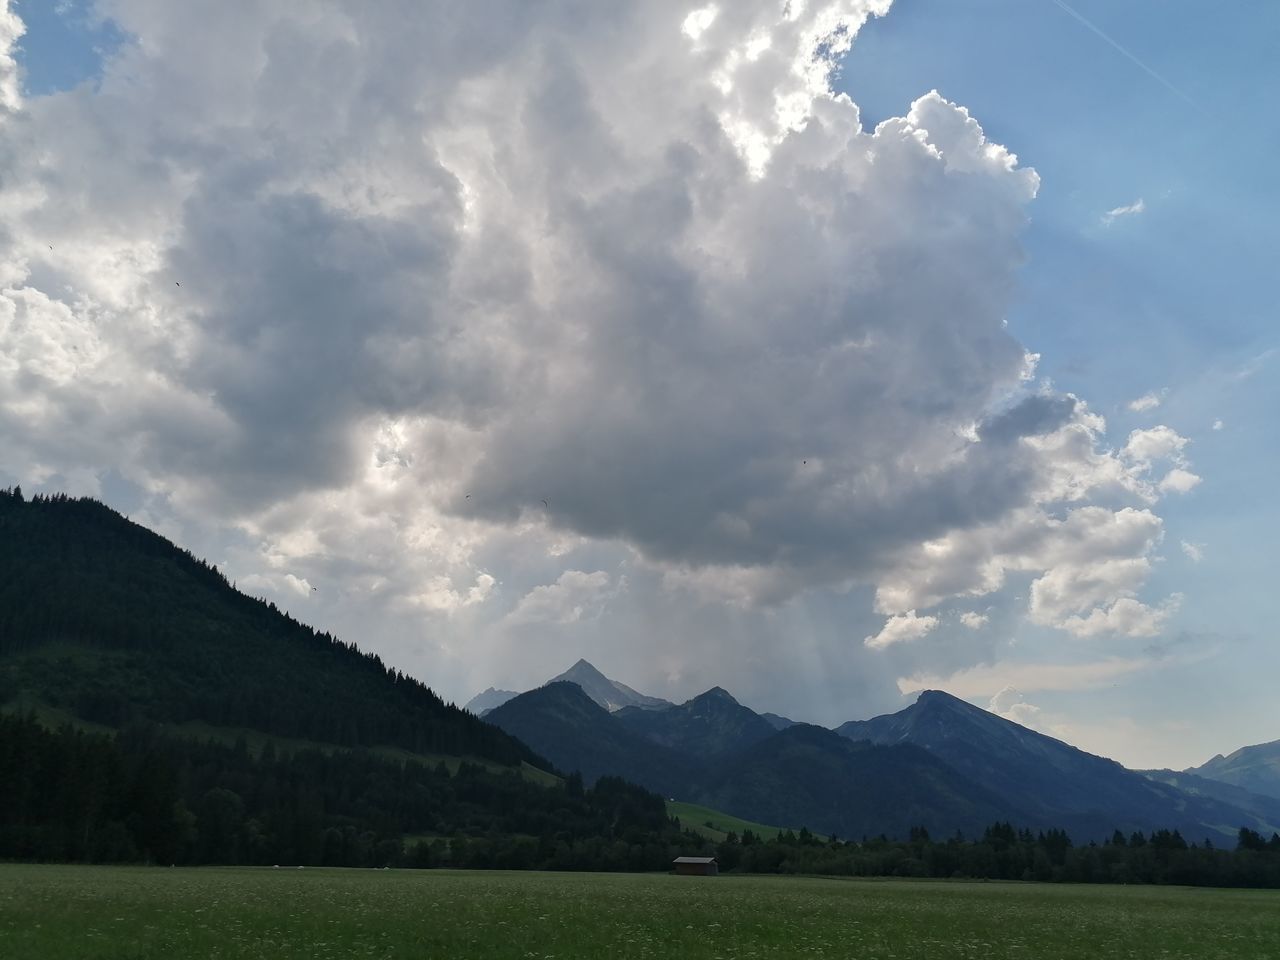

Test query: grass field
[2,865,1278,959]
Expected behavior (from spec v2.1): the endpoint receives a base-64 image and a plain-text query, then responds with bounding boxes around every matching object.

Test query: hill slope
[0,489,541,768]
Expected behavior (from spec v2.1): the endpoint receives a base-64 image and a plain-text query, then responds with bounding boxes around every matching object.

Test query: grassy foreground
[2,864,1278,959]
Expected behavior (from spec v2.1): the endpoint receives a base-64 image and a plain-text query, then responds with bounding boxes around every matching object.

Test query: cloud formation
[1102,197,1145,225]
[0,0,1201,712]
[864,610,939,650]
[1127,390,1165,413]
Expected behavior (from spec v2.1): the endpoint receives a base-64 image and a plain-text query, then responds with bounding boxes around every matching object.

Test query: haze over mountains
[479,661,1280,843]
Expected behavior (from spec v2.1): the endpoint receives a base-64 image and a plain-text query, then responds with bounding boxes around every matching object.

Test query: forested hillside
[0,488,536,766]
[0,712,699,869]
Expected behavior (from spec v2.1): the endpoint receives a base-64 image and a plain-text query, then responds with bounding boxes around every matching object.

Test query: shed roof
[673,856,718,864]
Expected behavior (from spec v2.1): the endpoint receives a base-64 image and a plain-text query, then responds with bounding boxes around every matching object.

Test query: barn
[672,856,718,876]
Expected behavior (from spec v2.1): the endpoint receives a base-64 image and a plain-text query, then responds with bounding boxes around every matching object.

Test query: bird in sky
[175,282,181,286]
[541,498,549,509]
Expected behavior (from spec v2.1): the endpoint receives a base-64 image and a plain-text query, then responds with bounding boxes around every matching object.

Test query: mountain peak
[695,686,738,704]
[545,660,672,714]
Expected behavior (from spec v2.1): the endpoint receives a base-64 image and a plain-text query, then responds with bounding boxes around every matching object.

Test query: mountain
[1186,740,1280,801]
[838,690,1268,841]
[464,687,519,716]
[0,490,540,768]
[615,687,778,758]
[484,682,695,795]
[485,679,1027,839]
[545,659,673,713]
[697,724,1016,840]
[761,712,798,731]
[1140,769,1280,831]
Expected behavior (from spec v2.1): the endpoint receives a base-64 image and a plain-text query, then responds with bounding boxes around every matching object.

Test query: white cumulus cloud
[1127,390,1165,413]
[0,0,1202,712]
[864,610,939,650]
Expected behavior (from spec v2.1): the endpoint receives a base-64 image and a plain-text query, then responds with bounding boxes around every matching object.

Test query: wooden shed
[672,856,718,876]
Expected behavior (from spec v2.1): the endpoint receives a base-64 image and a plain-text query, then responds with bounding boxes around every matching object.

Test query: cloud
[900,656,1152,698]
[1211,419,1224,431]
[987,685,1045,730]
[1101,197,1145,226]
[1122,425,1188,466]
[406,573,497,615]
[0,1,20,114]
[1058,593,1182,639]
[1180,540,1203,563]
[0,0,1200,714]
[864,610,939,650]
[1158,468,1201,495]
[506,570,619,625]
[1127,390,1165,413]
[958,611,989,630]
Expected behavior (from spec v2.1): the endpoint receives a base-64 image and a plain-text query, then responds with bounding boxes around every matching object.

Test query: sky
[1,0,1275,770]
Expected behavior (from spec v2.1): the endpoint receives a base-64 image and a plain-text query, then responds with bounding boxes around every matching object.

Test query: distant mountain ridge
[1186,739,1280,801]
[463,687,519,716]
[546,659,674,713]
[464,658,673,717]
[837,690,1280,840]
[479,656,1279,842]
[614,686,777,758]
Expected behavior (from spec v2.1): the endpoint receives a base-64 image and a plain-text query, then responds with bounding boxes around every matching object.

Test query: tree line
[4,712,1280,886]
[704,821,1280,888]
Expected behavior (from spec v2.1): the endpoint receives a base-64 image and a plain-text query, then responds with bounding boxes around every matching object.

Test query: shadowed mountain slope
[484,682,694,795]
[838,690,1269,841]
[697,723,1017,840]
[615,686,778,758]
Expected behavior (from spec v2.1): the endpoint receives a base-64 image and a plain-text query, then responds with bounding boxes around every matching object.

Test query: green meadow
[1,864,1277,959]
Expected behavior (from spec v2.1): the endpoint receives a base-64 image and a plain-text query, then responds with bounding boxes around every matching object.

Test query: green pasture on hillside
[667,799,818,841]
[2,864,1277,959]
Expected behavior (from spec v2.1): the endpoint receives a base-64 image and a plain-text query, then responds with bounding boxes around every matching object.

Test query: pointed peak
[555,658,607,680]
[696,685,738,704]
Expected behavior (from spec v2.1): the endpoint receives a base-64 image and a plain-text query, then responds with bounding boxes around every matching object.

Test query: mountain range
[480,662,1280,843]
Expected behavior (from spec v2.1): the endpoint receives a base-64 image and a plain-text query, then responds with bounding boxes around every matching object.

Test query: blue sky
[4,0,1276,769]
[840,0,1279,762]
[11,0,121,95]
